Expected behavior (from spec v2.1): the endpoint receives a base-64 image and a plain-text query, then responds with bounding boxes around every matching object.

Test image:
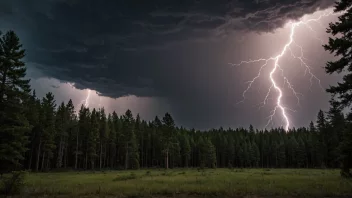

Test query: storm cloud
[0,0,338,129]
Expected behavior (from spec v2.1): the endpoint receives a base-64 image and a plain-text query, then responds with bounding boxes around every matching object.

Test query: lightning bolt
[80,89,91,108]
[230,10,339,131]
[98,95,102,108]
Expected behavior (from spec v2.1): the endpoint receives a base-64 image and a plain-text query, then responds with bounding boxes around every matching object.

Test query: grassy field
[20,168,352,197]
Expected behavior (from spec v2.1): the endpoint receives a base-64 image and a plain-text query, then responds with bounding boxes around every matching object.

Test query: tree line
[2,86,351,172]
[0,0,351,177]
[18,94,352,171]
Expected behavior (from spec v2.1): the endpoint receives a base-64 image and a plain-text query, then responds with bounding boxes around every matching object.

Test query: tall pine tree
[323,0,352,177]
[0,31,30,173]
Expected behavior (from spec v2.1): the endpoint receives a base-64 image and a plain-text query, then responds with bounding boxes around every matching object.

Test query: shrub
[112,172,138,181]
[0,171,27,195]
[340,170,352,178]
[161,171,173,176]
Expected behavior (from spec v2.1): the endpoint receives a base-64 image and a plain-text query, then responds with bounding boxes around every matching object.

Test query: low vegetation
[20,169,352,197]
[0,171,27,195]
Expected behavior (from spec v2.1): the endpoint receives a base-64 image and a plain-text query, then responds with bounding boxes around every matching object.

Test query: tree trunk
[46,156,50,171]
[125,143,129,169]
[141,134,144,167]
[104,144,107,168]
[110,144,115,168]
[41,152,45,171]
[64,139,68,168]
[100,143,102,170]
[165,150,169,169]
[75,130,79,169]
[56,136,63,168]
[35,140,42,172]
[85,152,88,170]
[28,143,34,170]
[0,68,8,104]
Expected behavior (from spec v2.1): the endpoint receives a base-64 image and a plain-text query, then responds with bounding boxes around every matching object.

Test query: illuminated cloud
[0,0,340,129]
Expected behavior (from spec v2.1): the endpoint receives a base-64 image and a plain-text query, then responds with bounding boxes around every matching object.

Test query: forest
[13,94,350,171]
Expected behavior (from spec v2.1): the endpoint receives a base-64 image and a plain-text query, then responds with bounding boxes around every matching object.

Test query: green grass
[21,169,352,197]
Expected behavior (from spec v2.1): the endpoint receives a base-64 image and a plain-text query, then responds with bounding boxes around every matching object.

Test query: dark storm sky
[0,0,341,130]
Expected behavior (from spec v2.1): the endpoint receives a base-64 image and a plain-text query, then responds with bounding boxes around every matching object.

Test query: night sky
[0,0,342,130]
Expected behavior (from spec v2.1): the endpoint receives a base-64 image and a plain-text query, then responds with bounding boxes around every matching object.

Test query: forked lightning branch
[230,10,339,131]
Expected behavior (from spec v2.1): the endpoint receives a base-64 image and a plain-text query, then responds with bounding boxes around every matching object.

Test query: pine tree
[65,99,76,168]
[327,99,345,167]
[317,110,328,167]
[227,136,235,167]
[296,137,307,168]
[112,111,120,168]
[251,141,260,167]
[309,121,316,133]
[317,110,327,131]
[77,105,89,169]
[323,0,352,177]
[324,0,352,106]
[287,136,298,168]
[25,91,40,170]
[88,109,99,169]
[239,141,247,168]
[129,131,139,169]
[41,92,57,171]
[161,113,176,169]
[134,114,143,167]
[107,114,116,168]
[206,138,216,168]
[277,141,286,168]
[0,30,30,173]
[339,123,352,177]
[98,108,108,170]
[180,134,191,167]
[122,109,139,169]
[55,102,67,168]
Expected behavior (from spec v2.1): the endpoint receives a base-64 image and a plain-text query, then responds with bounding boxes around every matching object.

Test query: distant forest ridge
[16,90,348,170]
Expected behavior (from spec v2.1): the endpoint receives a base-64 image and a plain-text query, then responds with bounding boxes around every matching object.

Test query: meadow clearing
[18,168,352,197]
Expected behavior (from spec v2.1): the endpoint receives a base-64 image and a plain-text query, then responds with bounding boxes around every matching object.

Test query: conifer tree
[25,91,40,170]
[88,109,99,169]
[277,141,286,168]
[161,113,176,169]
[0,31,30,173]
[251,141,260,167]
[122,109,138,169]
[129,131,140,169]
[65,99,76,168]
[41,92,56,171]
[55,102,67,168]
[107,114,116,168]
[296,137,307,168]
[317,110,328,167]
[323,0,352,177]
[77,105,89,169]
[327,99,344,167]
[180,134,191,167]
[206,138,216,168]
[227,136,235,167]
[98,108,108,170]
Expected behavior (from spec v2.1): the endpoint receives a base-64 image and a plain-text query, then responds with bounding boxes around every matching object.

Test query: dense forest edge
[0,0,351,196]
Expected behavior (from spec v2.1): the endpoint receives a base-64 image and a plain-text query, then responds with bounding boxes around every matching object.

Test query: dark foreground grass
[20,169,352,197]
